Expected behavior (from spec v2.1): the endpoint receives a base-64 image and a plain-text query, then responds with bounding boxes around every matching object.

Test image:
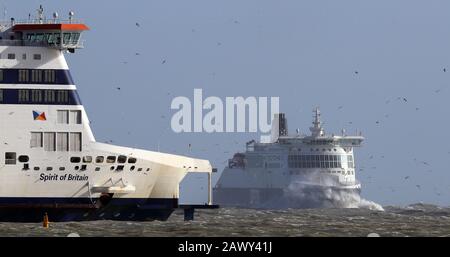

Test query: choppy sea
[1,203,450,237]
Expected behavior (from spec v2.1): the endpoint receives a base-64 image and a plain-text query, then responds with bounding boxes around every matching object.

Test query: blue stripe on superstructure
[0,69,74,85]
[0,89,82,105]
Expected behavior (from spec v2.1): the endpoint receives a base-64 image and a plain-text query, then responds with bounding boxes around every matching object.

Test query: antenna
[53,11,58,22]
[37,5,44,23]
[69,10,74,22]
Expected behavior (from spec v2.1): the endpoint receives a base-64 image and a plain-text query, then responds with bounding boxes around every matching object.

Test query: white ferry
[214,108,364,208]
[0,6,216,222]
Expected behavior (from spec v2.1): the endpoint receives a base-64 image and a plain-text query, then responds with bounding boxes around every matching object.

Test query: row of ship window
[289,170,355,175]
[288,155,354,169]
[26,32,81,45]
[5,152,150,172]
[31,132,82,152]
[0,53,41,61]
[0,69,56,83]
[0,89,71,103]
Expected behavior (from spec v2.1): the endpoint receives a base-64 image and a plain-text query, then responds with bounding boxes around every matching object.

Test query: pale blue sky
[4,0,450,206]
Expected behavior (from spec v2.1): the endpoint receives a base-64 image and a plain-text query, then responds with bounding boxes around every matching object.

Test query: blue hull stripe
[0,89,82,105]
[0,69,74,85]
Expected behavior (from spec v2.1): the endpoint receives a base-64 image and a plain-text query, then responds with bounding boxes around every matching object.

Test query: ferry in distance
[214,109,364,208]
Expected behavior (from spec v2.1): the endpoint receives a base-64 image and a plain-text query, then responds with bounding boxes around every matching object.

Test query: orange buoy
[43,212,49,228]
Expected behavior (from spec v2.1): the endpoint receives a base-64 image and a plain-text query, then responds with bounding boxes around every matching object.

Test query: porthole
[146,168,150,171]
[95,167,100,171]
[106,156,116,163]
[70,157,81,163]
[137,168,142,171]
[96,156,104,163]
[118,155,127,163]
[110,166,115,170]
[46,167,53,171]
[18,155,29,163]
[130,166,135,171]
[128,157,137,164]
[34,167,40,171]
[74,166,79,171]
[59,167,65,171]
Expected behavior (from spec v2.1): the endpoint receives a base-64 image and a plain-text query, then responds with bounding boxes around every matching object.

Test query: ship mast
[309,107,324,137]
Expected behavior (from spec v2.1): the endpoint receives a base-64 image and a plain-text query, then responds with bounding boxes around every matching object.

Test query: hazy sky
[3,0,450,206]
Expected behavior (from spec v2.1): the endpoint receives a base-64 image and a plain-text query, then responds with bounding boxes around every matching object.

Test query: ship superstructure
[214,108,364,208]
[0,7,216,222]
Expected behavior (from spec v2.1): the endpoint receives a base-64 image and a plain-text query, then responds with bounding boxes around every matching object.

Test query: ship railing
[0,18,84,27]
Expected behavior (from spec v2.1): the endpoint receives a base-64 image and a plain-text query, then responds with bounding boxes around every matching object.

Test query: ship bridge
[0,5,88,52]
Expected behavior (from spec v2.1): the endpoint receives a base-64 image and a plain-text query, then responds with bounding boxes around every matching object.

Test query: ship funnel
[270,113,288,142]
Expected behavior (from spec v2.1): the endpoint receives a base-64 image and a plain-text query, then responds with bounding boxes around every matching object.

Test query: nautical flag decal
[33,111,47,121]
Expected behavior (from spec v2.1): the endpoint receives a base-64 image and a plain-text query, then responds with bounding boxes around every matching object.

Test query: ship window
[95,167,100,171]
[57,132,69,152]
[46,167,53,171]
[74,166,79,171]
[137,168,142,171]
[31,70,42,83]
[5,152,16,165]
[130,166,135,171]
[69,132,82,152]
[22,54,26,60]
[33,54,42,60]
[31,89,42,102]
[117,155,127,163]
[36,33,44,42]
[0,70,3,82]
[80,165,87,171]
[44,132,56,151]
[30,132,43,148]
[57,110,69,124]
[45,70,56,83]
[0,89,4,102]
[96,156,104,163]
[18,155,29,163]
[47,33,55,44]
[7,53,15,59]
[110,166,115,170]
[83,156,92,163]
[23,164,30,170]
[18,70,29,82]
[116,165,124,171]
[57,90,68,103]
[34,167,40,171]
[59,167,65,171]
[18,89,29,102]
[146,168,150,171]
[70,110,82,124]
[71,33,80,44]
[44,90,55,102]
[128,157,137,164]
[70,157,81,163]
[106,156,116,163]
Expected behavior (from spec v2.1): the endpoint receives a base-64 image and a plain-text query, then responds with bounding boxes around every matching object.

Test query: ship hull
[0,197,178,222]
[213,184,361,209]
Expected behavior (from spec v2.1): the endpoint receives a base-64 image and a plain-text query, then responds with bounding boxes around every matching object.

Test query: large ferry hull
[213,184,361,209]
[0,197,178,222]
